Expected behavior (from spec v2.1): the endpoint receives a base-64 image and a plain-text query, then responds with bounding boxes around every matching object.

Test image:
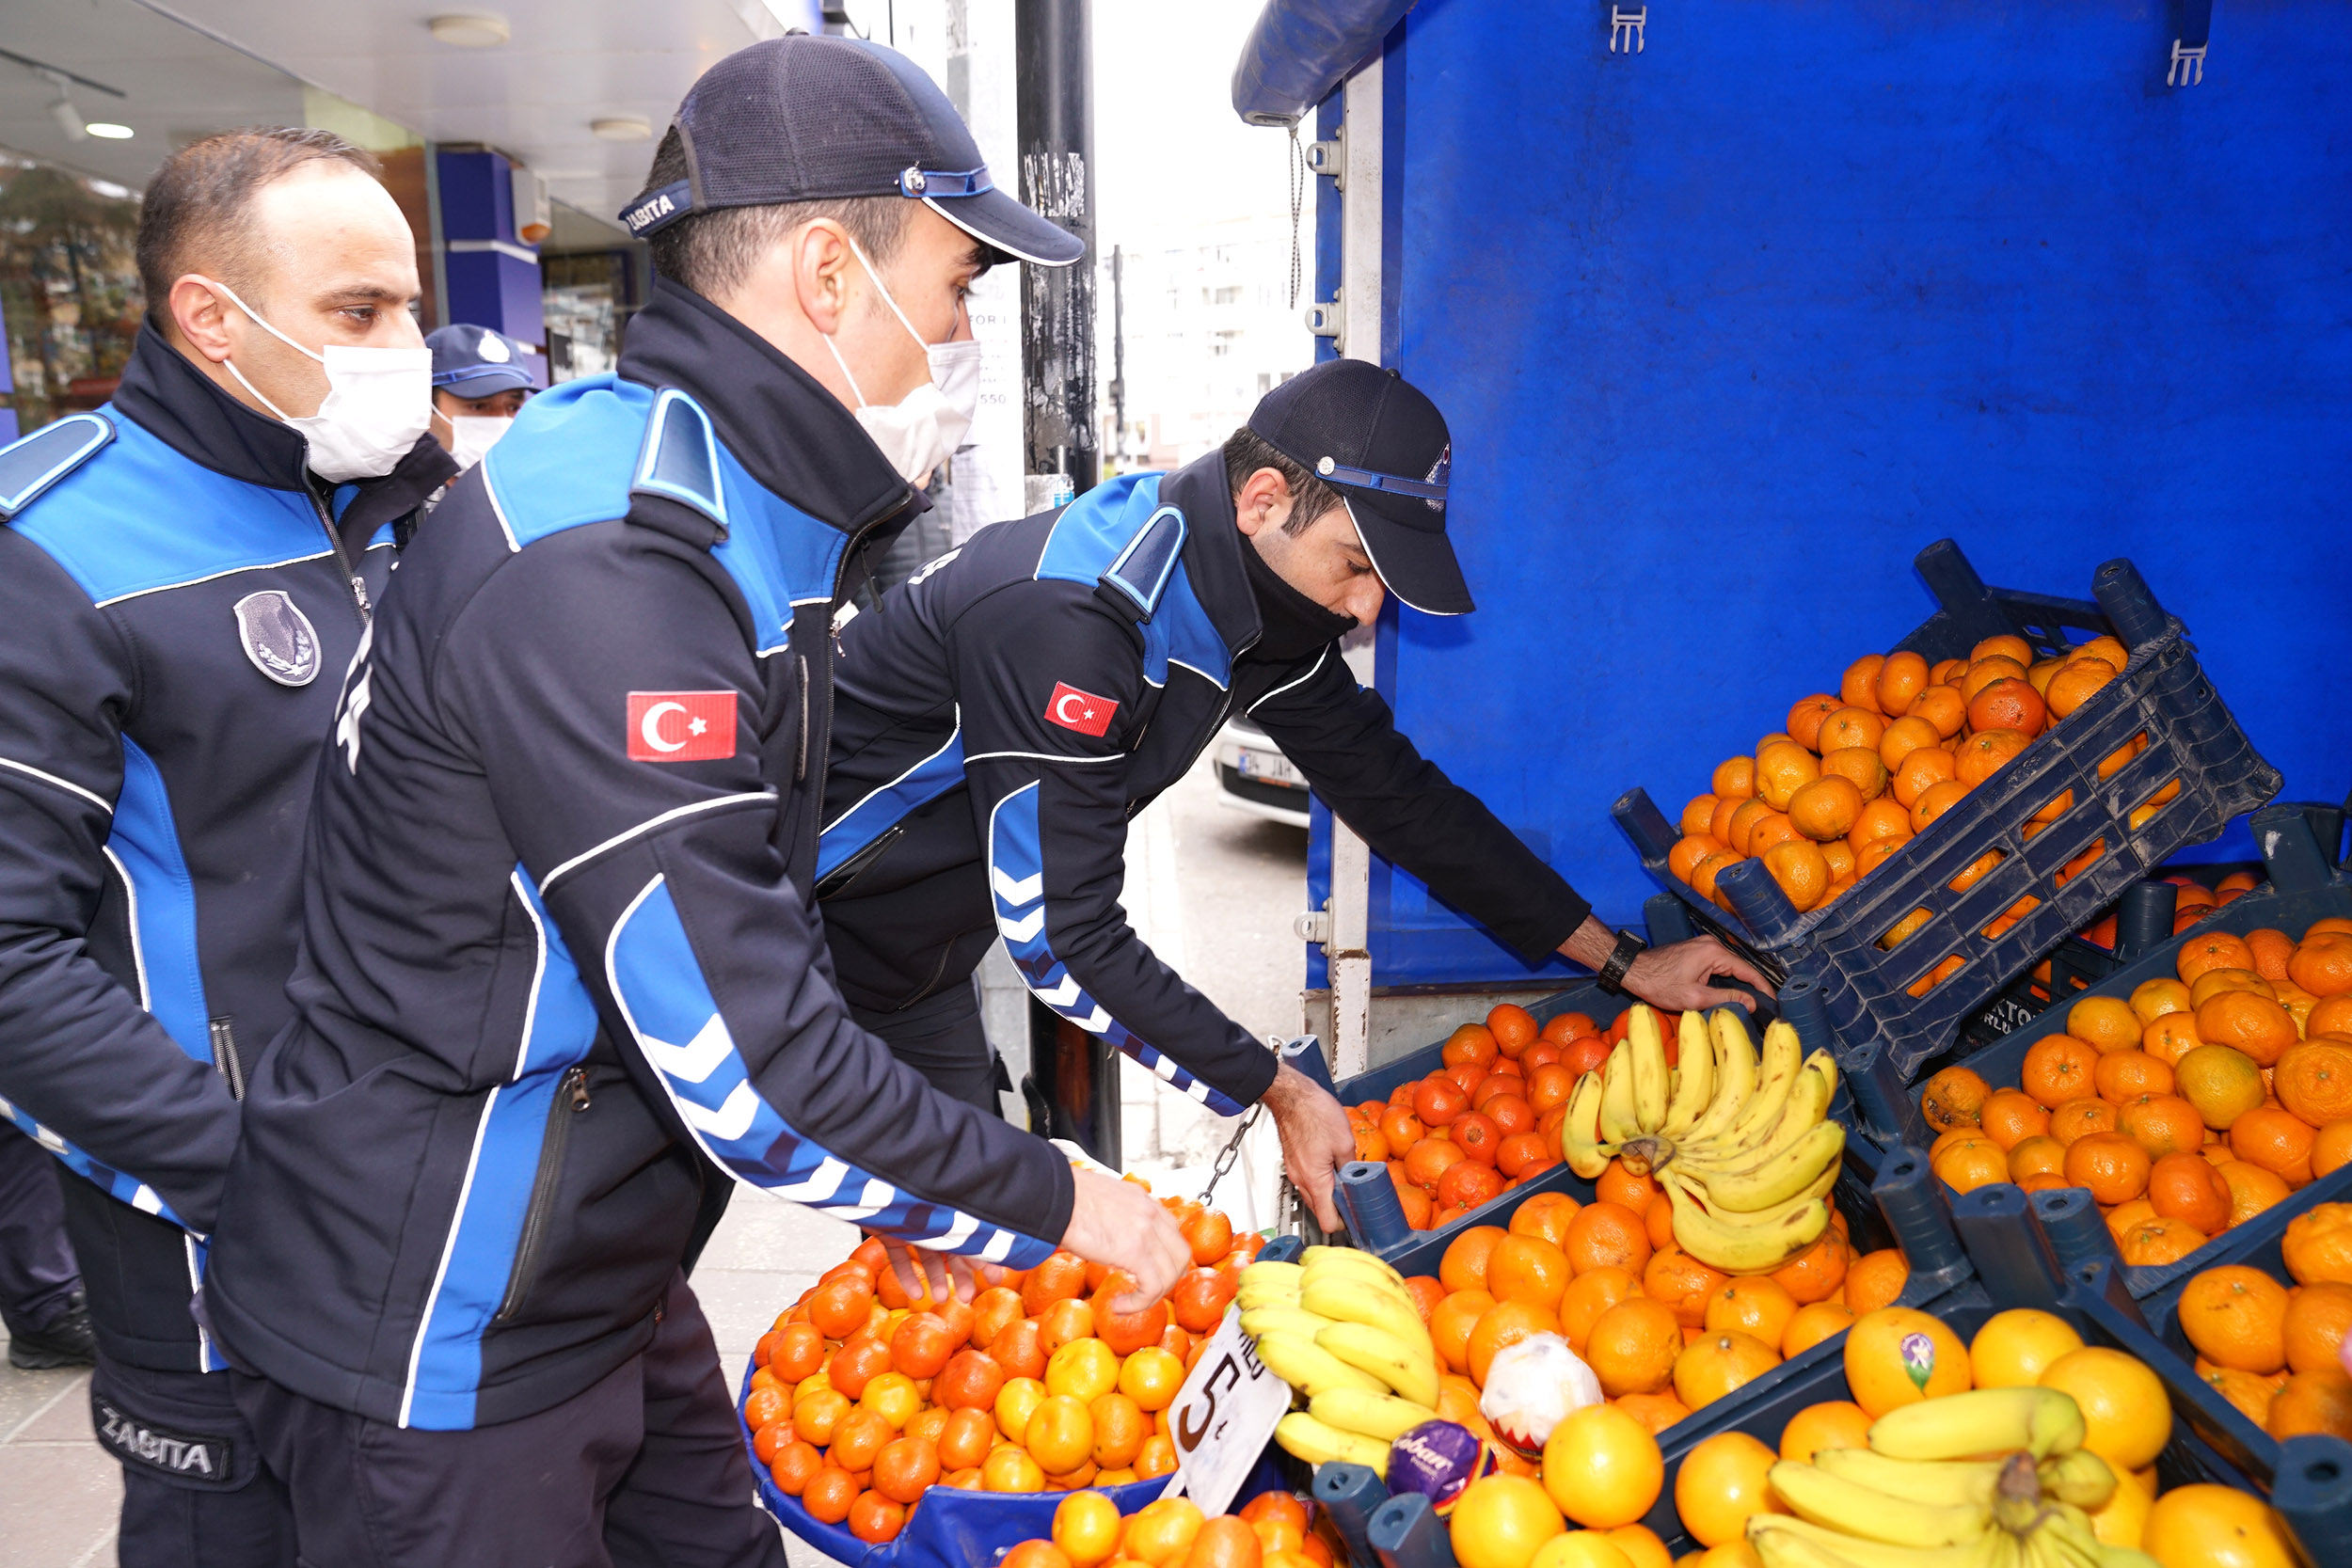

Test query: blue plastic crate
[1614,539,2281,1085]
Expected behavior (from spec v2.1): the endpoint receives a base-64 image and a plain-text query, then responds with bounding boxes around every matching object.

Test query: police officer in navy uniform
[203,38,1188,1565]
[818,361,1772,1228]
[0,128,453,1565]
[426,322,539,470]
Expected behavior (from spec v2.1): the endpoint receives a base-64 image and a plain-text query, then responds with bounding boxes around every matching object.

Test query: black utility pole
[1108,244,1125,472]
[1014,0,1097,498]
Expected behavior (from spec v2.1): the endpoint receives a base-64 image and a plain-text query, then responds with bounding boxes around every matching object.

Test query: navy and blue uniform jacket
[818,454,1591,1123]
[0,325,452,1372]
[204,278,1073,1433]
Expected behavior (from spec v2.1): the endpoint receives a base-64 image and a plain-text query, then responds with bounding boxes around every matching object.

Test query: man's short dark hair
[1222,428,1345,537]
[638,128,910,298]
[136,127,381,316]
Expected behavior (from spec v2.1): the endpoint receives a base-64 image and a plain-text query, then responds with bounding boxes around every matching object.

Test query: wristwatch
[1597,929,1647,995]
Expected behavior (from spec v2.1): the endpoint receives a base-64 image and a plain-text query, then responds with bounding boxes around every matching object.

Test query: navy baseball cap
[618,35,1083,268]
[1249,360,1470,616]
[428,325,538,398]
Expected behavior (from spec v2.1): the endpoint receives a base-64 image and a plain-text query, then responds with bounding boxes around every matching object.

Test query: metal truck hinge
[1294,902,1332,947]
[1610,6,1647,54]
[1305,289,1344,351]
[1305,126,1344,191]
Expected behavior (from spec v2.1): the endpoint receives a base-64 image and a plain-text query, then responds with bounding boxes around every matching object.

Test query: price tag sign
[1157,1306,1291,1518]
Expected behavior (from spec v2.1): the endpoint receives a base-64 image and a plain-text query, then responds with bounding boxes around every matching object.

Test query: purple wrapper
[1385,1420,1502,1515]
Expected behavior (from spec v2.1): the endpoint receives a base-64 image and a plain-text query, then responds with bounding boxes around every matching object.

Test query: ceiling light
[85,121,133,140]
[591,116,652,142]
[428,14,511,47]
[49,93,87,141]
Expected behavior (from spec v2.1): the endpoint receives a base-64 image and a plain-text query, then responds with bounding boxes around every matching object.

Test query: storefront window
[0,155,143,437]
[543,249,633,383]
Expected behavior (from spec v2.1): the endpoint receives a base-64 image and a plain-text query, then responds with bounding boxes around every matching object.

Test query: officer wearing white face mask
[425,324,540,470]
[0,127,451,1568]
[201,37,1192,1565]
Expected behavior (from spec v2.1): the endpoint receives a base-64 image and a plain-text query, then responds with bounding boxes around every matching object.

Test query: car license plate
[1236,748,1302,786]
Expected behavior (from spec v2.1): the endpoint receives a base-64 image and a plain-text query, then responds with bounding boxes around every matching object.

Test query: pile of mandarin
[740,1188,1256,1546]
[2169,1203,2352,1444]
[1409,1163,1909,1450]
[1921,916,2352,1268]
[2017,869,2267,1010]
[1350,1004,1629,1233]
[996,1487,1344,1568]
[1663,632,2180,998]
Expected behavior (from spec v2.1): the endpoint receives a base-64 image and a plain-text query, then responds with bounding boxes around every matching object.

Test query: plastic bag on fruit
[1477,1334,1603,1457]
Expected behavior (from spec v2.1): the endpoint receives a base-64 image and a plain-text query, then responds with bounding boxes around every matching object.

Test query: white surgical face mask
[201,277,432,483]
[444,414,513,470]
[821,240,982,486]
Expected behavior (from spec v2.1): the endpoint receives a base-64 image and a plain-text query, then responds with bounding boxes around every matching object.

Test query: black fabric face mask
[1241,531,1359,661]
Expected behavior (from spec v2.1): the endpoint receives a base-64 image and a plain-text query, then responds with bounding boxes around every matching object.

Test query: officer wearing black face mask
[818,359,1771,1232]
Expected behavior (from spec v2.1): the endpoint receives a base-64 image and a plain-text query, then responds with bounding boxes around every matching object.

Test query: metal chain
[1199,1032,1289,1207]
[1286,123,1307,309]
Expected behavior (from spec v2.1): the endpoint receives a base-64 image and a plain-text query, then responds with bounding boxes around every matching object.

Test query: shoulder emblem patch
[1045,682,1118,737]
[232,591,321,687]
[0,411,114,522]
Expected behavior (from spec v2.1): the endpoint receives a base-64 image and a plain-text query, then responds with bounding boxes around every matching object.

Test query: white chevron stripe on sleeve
[997,907,1046,942]
[1034,975,1083,1009]
[774,1157,850,1205]
[680,1080,760,1141]
[981,1229,1015,1263]
[640,1011,736,1085]
[991,867,1043,905]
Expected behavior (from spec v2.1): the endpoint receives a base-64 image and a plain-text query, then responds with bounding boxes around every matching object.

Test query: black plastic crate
[1614,538,2281,1085]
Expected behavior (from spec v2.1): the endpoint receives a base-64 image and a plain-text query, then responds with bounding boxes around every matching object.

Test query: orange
[2196,992,2297,1067]
[1873,652,1929,718]
[1487,1235,1574,1311]
[1969,1308,2084,1387]
[1706,1277,1799,1348]
[1710,756,1756,802]
[1907,684,1968,741]
[1759,840,1831,912]
[2149,1151,2233,1234]
[2283,1281,2352,1374]
[1819,706,1884,754]
[2201,1365,2282,1429]
[2119,1093,2206,1159]
[1643,1249,1729,1329]
[2141,1486,2299,1568]
[1557,1268,1639,1355]
[2050,1098,2119,1146]
[1053,1491,1123,1566]
[1844,1307,1970,1417]
[2131,976,2194,1023]
[1970,633,2034,665]
[1931,1138,2010,1195]
[1680,796,1724,842]
[1510,1191,1582,1247]
[1541,1403,1663,1528]
[849,1491,908,1544]
[1890,745,1958,809]
[2043,657,2116,719]
[2310,993,2352,1038]
[1959,656,2029,703]
[1956,729,2030,786]
[1672,1330,1780,1411]
[982,1444,1048,1493]
[1442,1226,1510,1294]
[1674,1432,1784,1548]
[1565,1202,1652,1278]
[2041,1346,2171,1468]
[2230,1107,2316,1187]
[2115,1215,2202,1270]
[2142,1012,2203,1068]
[1602,1525,1671,1568]
[1849,796,1915,853]
[1643,1193,1674,1254]
[2007,1134,2068,1182]
[2267,1366,2352,1441]
[2316,1119,2352,1180]
[2175,1045,2266,1130]
[1778,1400,1872,1464]
[2282,1203,2352,1286]
[2288,936,2352,997]
[1431,1290,1498,1373]
[1582,1297,1681,1397]
[2069,995,2146,1054]
[2177,1265,2289,1374]
[1918,1066,1991,1132]
[2177,930,2258,984]
[2217,1161,2293,1231]
[1772,1227,1852,1307]
[1877,714,1940,771]
[1841,655,1887,713]
[1449,1475,1564,1568]
[2243,927,2296,983]
[1748,813,1805,860]
[1781,1302,1853,1358]
[2090,1050,2172,1104]
[2069,635,2128,671]
[1842,1250,1909,1316]
[1978,1088,2052,1149]
[1724,800,1772,857]
[1786,694,1843,752]
[1786,776,1864,843]
[1123,1497,1206,1565]
[1755,742,1820,812]
[1967,678,2046,737]
[1470,1298,1563,1387]
[1610,1391,1692,1438]
[2022,1035,2100,1109]
[2276,1038,2352,1125]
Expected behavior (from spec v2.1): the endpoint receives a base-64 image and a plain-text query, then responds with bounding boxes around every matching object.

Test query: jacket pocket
[495,1065,590,1323]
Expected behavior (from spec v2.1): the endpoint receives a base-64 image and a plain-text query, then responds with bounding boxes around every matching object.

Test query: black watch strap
[1597,929,1646,995]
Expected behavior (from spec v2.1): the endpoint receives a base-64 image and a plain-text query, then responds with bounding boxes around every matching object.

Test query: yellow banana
[1679,1051,1835,1171]
[1241,1260,1304,1291]
[1658,1007,1718,1139]
[2037,1450,2116,1512]
[1715,1018,1804,1153]
[1240,1306,1336,1342]
[1274,1411,1391,1476]
[1315,1321,1440,1408]
[1299,1246,1405,1288]
[1747,1515,2017,1568]
[1254,1330,1391,1398]
[1869,1388,2086,1462]
[1298,1275,1428,1352]
[1686,1121,1847,1214]
[1685,1008,1758,1144]
[1810,1448,2002,1508]
[1627,1005,1671,1132]
[1562,1071,1614,1179]
[1769,1462,1992,1547]
[1597,1042,1644,1144]
[1236,1280,1300,1312]
[1307,1386,1438,1443]
[1661,1170,1831,1274]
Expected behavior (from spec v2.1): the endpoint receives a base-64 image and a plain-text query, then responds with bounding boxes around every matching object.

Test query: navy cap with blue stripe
[618,35,1083,269]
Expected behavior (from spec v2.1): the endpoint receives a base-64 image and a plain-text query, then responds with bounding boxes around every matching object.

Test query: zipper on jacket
[302,481,372,623]
[494,1066,591,1323]
[206,1016,246,1101]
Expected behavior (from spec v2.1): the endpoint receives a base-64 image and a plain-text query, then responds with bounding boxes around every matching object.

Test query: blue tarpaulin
[1230,0,1416,125]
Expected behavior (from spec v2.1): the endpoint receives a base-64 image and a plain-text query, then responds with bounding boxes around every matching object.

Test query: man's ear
[168,276,238,364]
[1233,467,1293,537]
[793,218,855,337]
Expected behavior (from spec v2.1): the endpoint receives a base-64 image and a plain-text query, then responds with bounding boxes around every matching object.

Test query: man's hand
[1623,934,1774,1012]
[1060,1167,1191,1313]
[866,1237,988,1306]
[1262,1060,1352,1232]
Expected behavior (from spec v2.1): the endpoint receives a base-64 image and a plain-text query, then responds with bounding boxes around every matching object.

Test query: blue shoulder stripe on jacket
[480,376,845,657]
[815,721,967,882]
[0,412,111,520]
[1034,472,1233,690]
[7,409,347,606]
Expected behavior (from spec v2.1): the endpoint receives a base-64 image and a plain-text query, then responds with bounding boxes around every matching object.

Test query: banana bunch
[1746,1388,2162,1568]
[1562,1005,1847,1274]
[1240,1247,1441,1478]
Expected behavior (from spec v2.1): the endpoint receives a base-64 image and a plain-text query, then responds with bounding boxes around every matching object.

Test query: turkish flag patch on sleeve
[1044,682,1118,737]
[628,691,738,762]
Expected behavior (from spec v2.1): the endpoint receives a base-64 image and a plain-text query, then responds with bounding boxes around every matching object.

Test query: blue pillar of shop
[435,149,548,385]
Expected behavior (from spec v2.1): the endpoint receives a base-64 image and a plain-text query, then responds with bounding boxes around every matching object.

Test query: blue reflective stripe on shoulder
[1033,473,1233,689]
[632,388,727,528]
[816,723,966,881]
[0,413,113,520]
[478,375,646,548]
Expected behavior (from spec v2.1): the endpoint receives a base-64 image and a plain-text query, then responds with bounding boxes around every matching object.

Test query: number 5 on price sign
[1157,1305,1291,1517]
